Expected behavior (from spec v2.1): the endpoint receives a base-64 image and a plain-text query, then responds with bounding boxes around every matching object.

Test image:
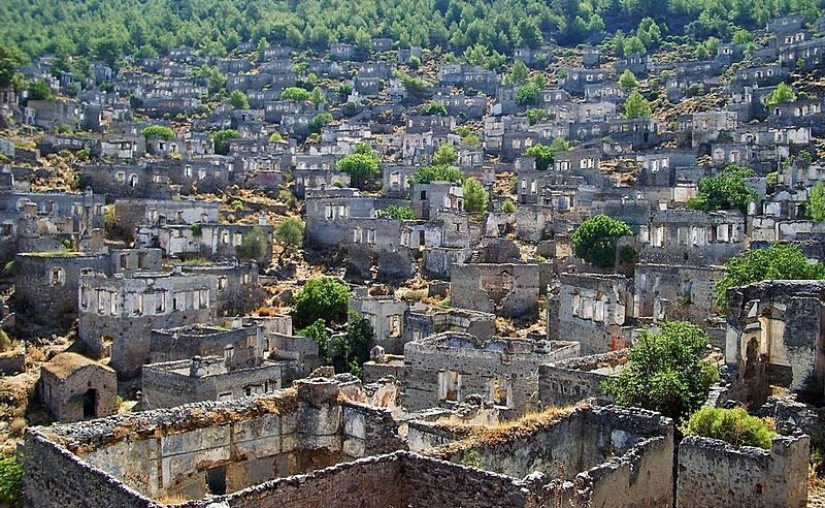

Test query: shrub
[684,406,775,449]
[501,199,517,214]
[235,226,269,261]
[601,321,717,422]
[294,277,351,329]
[571,215,633,268]
[0,456,23,508]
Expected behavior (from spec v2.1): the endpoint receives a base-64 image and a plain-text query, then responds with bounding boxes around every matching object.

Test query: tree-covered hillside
[1,0,822,64]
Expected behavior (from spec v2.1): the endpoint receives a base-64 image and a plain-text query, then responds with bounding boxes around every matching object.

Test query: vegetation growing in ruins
[376,205,416,220]
[501,199,517,214]
[229,89,250,109]
[683,406,775,449]
[714,243,825,308]
[601,321,717,422]
[807,181,825,222]
[274,218,304,258]
[524,138,571,171]
[765,82,796,106]
[618,69,640,91]
[211,129,240,155]
[141,125,176,140]
[293,277,352,329]
[462,177,488,214]
[432,143,458,167]
[410,165,464,184]
[571,214,634,269]
[235,225,269,261]
[420,102,448,116]
[280,87,312,102]
[0,456,23,508]
[298,312,373,376]
[686,164,757,214]
[622,90,652,119]
[338,143,381,189]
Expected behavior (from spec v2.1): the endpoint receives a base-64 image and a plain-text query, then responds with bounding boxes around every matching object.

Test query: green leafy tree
[211,129,240,155]
[504,60,530,85]
[396,71,432,97]
[684,407,774,449]
[310,87,325,108]
[527,108,548,125]
[141,125,176,140]
[309,112,333,134]
[463,177,488,213]
[294,277,351,329]
[275,218,304,259]
[411,165,463,184]
[571,214,633,268]
[229,89,250,109]
[269,132,285,144]
[236,226,269,261]
[376,205,416,220]
[623,91,652,119]
[299,318,331,360]
[420,102,448,116]
[618,69,640,91]
[525,137,571,171]
[501,199,517,214]
[338,143,381,189]
[715,243,825,308]
[601,321,717,422]
[0,46,25,89]
[687,165,757,214]
[766,82,796,105]
[281,86,312,102]
[516,83,540,106]
[28,81,53,100]
[432,143,458,166]
[808,181,825,222]
[330,312,374,376]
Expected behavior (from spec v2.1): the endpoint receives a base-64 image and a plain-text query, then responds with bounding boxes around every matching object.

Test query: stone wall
[725,280,825,407]
[14,252,110,332]
[24,431,156,508]
[141,358,287,409]
[677,434,809,508]
[451,263,541,318]
[402,332,580,413]
[634,263,723,330]
[0,351,25,375]
[538,350,627,407]
[424,406,675,508]
[553,273,631,355]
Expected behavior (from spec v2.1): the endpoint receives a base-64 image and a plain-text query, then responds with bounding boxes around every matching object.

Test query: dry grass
[429,404,582,458]
[8,417,26,438]
[155,492,189,505]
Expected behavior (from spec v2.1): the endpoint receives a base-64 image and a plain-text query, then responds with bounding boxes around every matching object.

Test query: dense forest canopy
[0,0,822,64]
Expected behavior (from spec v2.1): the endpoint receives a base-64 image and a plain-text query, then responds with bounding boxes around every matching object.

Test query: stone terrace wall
[677,434,809,508]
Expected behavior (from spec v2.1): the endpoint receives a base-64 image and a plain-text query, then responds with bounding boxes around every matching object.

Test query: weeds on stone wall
[683,406,774,449]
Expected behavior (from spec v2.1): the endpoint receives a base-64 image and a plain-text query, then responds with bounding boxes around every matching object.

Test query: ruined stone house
[39,352,117,422]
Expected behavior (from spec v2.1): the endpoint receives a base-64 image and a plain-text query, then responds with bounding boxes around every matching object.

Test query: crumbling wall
[634,263,723,329]
[554,273,631,354]
[725,281,825,406]
[424,247,471,278]
[676,434,809,508]
[451,263,540,318]
[538,350,627,407]
[402,332,580,413]
[24,431,156,508]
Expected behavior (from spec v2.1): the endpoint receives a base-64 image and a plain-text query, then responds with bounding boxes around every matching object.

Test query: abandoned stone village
[5,11,825,508]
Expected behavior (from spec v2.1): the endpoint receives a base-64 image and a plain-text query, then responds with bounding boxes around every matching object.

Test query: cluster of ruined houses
[0,11,824,508]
